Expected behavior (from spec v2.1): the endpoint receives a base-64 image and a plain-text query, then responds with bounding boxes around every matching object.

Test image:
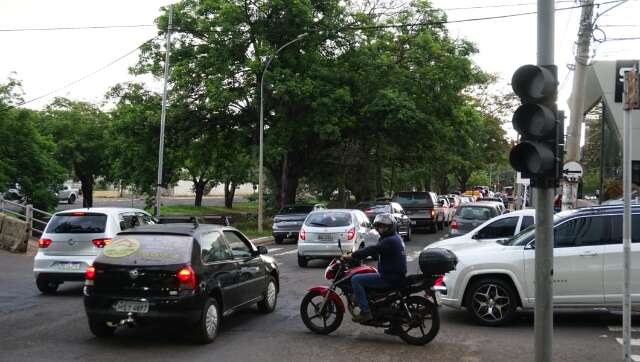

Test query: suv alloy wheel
[465,277,518,326]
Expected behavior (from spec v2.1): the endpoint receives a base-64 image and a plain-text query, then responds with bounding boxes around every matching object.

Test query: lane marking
[273,250,298,256]
[609,326,640,333]
[615,338,640,346]
[268,248,283,253]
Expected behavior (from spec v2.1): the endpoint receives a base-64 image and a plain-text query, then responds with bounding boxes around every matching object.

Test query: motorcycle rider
[341,213,407,324]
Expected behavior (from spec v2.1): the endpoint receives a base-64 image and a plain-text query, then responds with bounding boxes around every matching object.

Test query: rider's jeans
[351,273,390,314]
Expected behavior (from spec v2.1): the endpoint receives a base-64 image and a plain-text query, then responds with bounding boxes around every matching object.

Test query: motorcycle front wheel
[397,296,440,346]
[300,290,344,335]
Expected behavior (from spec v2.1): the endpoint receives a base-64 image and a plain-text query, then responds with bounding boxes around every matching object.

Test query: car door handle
[579,251,598,257]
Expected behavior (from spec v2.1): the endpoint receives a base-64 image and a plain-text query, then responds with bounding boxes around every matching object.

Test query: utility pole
[536,1,555,361]
[563,0,595,210]
[622,69,638,362]
[155,5,173,218]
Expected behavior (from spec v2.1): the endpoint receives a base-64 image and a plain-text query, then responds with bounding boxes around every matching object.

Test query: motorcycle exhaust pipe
[108,312,137,328]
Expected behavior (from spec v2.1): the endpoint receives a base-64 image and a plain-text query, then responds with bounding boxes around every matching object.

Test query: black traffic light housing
[509,64,564,188]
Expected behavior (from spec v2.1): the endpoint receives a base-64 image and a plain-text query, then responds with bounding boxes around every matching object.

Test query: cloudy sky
[1,0,639,133]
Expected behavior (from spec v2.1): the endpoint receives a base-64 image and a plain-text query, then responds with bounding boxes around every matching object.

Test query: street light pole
[258,32,308,232]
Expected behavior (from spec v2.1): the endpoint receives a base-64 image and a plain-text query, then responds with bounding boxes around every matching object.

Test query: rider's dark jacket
[351,232,407,286]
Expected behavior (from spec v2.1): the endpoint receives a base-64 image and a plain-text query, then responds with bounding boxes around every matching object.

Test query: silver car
[296,209,376,267]
[33,207,155,293]
[56,185,79,204]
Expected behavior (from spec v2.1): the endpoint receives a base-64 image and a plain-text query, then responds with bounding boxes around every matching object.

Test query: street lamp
[258,32,308,232]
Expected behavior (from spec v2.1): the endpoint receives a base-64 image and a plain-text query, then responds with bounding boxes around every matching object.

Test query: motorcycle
[299,241,448,345]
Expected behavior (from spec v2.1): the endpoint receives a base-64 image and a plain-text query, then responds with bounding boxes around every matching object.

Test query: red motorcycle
[299,247,456,345]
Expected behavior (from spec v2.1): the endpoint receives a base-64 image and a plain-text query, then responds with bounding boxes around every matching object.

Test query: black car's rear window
[305,212,352,227]
[96,234,192,266]
[45,213,107,233]
[279,205,314,214]
[392,192,434,207]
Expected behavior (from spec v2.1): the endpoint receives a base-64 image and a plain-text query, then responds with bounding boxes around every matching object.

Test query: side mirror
[258,246,268,255]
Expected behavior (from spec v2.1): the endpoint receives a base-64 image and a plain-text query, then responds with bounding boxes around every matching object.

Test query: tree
[39,98,110,207]
[0,77,65,211]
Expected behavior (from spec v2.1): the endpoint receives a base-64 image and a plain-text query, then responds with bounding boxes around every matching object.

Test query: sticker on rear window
[103,238,140,258]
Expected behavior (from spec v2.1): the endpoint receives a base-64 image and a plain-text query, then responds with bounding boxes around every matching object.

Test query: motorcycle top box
[418,248,457,275]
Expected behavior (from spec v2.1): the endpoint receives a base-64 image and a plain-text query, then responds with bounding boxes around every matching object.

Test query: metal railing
[0,196,53,237]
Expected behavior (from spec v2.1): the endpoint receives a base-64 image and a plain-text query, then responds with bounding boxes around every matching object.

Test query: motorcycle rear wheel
[300,290,343,335]
[397,296,440,346]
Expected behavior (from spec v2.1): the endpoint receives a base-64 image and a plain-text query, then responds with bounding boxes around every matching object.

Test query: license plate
[114,300,149,314]
[410,220,416,225]
[317,234,334,241]
[59,262,81,270]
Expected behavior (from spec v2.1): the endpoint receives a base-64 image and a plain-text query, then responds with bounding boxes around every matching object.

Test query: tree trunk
[280,154,288,209]
[193,177,207,207]
[80,175,94,208]
[285,177,298,205]
[224,181,236,208]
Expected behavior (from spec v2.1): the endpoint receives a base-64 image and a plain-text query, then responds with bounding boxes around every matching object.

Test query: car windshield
[45,213,107,233]
[305,212,352,227]
[457,206,494,220]
[279,205,314,214]
[392,192,434,207]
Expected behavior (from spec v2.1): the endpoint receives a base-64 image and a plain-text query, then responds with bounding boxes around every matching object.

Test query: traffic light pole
[535,1,555,361]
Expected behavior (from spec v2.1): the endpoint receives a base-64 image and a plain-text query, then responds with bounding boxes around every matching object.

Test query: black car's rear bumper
[84,291,204,325]
[272,230,299,239]
[410,219,437,227]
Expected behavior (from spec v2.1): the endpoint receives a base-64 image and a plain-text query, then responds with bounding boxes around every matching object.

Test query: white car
[427,209,535,250]
[33,207,155,293]
[436,205,640,326]
[297,209,377,267]
[56,185,79,204]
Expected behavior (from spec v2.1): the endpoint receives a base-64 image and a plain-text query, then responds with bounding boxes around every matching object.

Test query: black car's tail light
[91,238,112,248]
[85,265,96,286]
[177,266,196,289]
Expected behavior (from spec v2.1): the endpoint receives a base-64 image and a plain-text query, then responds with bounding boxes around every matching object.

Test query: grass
[158,202,273,239]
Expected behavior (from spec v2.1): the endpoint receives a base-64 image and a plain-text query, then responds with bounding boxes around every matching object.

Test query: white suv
[438,205,640,325]
[33,207,155,293]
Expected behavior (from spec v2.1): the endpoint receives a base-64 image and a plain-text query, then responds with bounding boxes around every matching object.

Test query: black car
[83,223,279,343]
[355,201,412,241]
[272,204,324,244]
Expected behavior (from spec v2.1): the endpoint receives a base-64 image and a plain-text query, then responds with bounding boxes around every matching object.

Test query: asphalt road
[0,229,637,361]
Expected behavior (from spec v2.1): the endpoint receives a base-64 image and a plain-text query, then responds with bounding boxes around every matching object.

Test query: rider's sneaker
[352,311,372,324]
[384,326,400,336]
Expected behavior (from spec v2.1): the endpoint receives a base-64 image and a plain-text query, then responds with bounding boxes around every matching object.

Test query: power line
[0,36,158,113]
[345,0,629,30]
[606,36,640,41]
[0,24,155,32]
[442,0,575,11]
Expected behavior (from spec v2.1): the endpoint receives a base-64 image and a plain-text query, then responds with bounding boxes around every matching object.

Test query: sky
[1,0,639,139]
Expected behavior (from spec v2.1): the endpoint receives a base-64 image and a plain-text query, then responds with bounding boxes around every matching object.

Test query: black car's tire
[403,227,412,242]
[193,297,221,344]
[274,236,284,244]
[257,276,278,313]
[88,317,116,338]
[36,277,59,294]
[465,278,518,326]
[68,194,76,204]
[397,296,440,346]
[300,290,343,335]
[297,254,308,267]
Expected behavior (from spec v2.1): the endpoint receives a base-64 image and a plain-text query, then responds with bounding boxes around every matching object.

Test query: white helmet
[373,213,396,236]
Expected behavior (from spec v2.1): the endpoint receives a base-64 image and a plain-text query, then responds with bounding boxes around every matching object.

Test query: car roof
[504,209,536,216]
[119,223,228,237]
[462,201,501,207]
[310,208,357,213]
[54,207,149,216]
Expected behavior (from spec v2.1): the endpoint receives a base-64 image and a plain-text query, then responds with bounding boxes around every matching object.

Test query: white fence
[0,196,52,236]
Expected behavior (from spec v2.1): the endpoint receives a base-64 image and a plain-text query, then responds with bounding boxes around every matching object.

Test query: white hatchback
[296,209,377,267]
[33,207,155,293]
[426,209,535,251]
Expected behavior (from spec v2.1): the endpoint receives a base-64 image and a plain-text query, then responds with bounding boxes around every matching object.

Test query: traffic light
[509,64,564,187]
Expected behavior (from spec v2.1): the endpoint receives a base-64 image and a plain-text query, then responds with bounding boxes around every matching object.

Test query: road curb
[251,236,274,246]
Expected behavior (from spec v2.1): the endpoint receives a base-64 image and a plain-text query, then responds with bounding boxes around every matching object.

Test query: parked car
[448,202,503,237]
[297,209,376,267]
[33,208,155,294]
[83,223,279,343]
[426,209,535,250]
[392,191,445,233]
[476,197,507,214]
[355,201,412,241]
[436,205,640,326]
[272,204,325,244]
[56,185,79,204]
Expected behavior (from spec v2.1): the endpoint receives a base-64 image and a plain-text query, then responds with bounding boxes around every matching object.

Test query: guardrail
[0,196,53,237]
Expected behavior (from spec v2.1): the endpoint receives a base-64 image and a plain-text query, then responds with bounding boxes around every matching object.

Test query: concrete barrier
[0,215,29,253]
